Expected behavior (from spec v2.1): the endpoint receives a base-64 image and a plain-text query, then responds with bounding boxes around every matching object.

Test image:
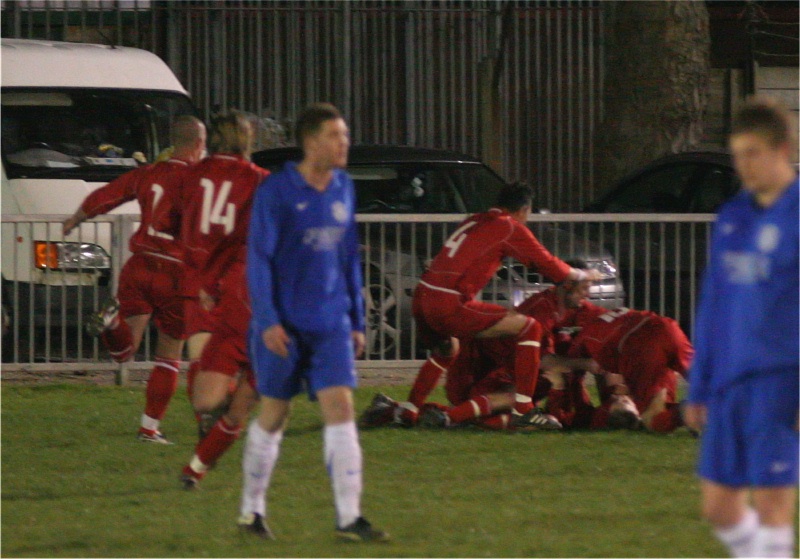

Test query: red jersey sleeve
[80,165,146,218]
[503,222,571,283]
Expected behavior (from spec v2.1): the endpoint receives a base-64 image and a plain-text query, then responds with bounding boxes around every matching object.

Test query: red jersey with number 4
[179,154,269,298]
[79,158,191,261]
[420,209,571,300]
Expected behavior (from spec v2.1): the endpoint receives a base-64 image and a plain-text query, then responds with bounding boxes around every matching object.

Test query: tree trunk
[594,0,710,191]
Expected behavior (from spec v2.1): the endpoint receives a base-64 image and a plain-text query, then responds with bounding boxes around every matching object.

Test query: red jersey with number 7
[178,154,269,298]
[78,158,192,261]
[419,208,571,300]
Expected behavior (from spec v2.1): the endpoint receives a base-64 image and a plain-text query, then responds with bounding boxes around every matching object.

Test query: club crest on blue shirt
[756,224,780,253]
[332,201,349,223]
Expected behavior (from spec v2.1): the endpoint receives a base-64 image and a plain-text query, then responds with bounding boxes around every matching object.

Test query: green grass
[1,383,726,557]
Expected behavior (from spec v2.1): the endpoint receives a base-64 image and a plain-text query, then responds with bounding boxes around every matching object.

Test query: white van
[1,39,195,348]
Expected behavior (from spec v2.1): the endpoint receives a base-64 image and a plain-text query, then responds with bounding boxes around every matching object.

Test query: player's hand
[63,214,81,236]
[682,403,706,432]
[352,331,366,358]
[585,359,601,375]
[583,268,603,281]
[262,324,291,358]
[198,289,216,311]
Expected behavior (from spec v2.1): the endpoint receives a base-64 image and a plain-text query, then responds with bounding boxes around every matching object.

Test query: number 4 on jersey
[199,178,235,234]
[444,221,477,258]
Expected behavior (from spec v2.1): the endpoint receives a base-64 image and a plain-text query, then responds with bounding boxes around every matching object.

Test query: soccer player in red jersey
[566,306,694,432]
[63,115,207,444]
[406,185,601,428]
[363,274,599,430]
[175,111,270,488]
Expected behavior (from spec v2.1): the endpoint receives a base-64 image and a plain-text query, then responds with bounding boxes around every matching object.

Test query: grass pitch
[1,383,725,557]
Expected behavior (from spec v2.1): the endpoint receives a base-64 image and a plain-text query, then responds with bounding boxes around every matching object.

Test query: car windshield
[350,162,506,213]
[2,88,196,180]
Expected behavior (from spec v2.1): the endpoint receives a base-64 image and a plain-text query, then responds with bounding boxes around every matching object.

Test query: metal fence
[1,0,604,212]
[1,213,714,373]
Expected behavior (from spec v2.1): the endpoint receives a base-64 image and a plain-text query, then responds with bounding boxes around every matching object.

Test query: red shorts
[198,264,252,386]
[618,317,689,411]
[446,367,514,406]
[199,325,255,388]
[183,297,218,337]
[117,253,186,340]
[412,283,508,348]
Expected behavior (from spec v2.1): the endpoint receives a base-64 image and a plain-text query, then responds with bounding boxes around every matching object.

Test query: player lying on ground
[408,185,602,427]
[563,306,694,433]
[361,274,599,430]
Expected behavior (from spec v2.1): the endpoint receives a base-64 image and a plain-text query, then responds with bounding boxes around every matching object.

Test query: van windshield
[2,88,196,180]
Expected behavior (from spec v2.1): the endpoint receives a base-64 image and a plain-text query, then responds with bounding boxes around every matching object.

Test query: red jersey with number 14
[179,154,269,298]
[79,159,191,261]
[420,209,571,300]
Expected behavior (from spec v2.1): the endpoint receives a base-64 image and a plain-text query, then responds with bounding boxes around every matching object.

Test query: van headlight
[586,259,617,280]
[34,241,111,270]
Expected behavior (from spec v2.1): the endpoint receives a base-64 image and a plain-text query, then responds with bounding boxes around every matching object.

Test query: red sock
[545,388,570,425]
[192,417,241,471]
[144,356,180,421]
[477,414,512,431]
[649,405,681,433]
[408,354,455,408]
[447,395,492,424]
[102,320,134,362]
[513,318,542,414]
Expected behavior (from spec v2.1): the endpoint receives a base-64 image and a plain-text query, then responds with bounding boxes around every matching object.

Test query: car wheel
[362,270,399,359]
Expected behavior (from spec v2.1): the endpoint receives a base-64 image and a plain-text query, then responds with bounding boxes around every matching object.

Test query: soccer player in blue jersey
[238,103,388,542]
[684,97,798,558]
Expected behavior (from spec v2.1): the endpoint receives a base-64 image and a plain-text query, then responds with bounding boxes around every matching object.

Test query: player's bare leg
[751,486,797,557]
[701,481,758,557]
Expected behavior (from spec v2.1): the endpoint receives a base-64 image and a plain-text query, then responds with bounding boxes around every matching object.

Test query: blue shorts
[698,372,799,487]
[249,326,357,400]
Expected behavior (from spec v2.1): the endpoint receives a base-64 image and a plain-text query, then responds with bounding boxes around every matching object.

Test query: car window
[448,164,507,212]
[350,164,468,213]
[689,166,740,213]
[605,163,698,212]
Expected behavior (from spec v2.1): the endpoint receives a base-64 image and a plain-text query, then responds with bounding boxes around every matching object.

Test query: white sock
[714,508,758,558]
[324,421,362,528]
[751,524,795,558]
[141,414,159,432]
[239,420,283,518]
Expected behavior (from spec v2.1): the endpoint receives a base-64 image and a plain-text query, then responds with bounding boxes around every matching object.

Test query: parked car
[253,145,625,359]
[585,151,738,214]
[583,150,740,333]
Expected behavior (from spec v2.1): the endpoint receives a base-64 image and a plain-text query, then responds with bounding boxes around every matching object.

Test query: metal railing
[1,213,715,374]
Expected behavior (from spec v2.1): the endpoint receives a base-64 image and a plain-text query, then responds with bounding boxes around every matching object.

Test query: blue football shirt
[688,177,799,403]
[247,161,365,335]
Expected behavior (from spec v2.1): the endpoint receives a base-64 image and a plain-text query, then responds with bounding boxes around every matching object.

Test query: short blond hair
[208,110,253,156]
